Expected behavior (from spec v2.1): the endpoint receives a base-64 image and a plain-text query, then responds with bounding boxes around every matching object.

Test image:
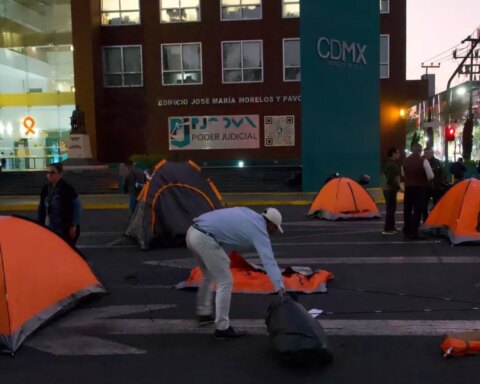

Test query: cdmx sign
[317,37,367,65]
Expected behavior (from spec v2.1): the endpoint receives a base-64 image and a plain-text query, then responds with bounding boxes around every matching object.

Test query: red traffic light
[445,124,456,142]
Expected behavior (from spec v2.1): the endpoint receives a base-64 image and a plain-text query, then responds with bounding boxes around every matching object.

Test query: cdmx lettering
[317,36,367,64]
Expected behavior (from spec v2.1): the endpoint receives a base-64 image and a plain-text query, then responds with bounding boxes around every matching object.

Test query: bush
[128,154,165,169]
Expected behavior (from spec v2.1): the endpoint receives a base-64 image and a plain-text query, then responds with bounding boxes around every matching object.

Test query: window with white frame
[160,0,200,23]
[380,0,389,13]
[380,35,389,79]
[102,45,143,87]
[221,0,262,21]
[222,40,263,83]
[162,43,202,85]
[101,0,140,26]
[283,38,300,81]
[282,0,299,18]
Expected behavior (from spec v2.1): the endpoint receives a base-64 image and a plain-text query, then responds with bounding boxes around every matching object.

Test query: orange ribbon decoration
[23,117,35,135]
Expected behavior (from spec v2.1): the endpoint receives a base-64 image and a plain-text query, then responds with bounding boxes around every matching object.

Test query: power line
[420,24,480,63]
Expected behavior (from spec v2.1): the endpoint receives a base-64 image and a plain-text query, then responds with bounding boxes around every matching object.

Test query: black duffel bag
[265,295,333,365]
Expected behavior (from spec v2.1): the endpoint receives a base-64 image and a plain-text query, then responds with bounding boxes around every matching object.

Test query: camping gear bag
[265,295,333,365]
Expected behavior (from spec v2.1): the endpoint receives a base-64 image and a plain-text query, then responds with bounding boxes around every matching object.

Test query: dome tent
[125,160,223,250]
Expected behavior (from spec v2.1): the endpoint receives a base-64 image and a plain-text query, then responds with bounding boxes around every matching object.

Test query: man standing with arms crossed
[186,207,286,339]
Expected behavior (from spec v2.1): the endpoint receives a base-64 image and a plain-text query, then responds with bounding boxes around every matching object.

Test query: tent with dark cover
[125,160,223,250]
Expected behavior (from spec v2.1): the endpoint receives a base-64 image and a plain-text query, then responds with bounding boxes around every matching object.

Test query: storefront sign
[159,95,301,107]
[169,115,259,150]
[264,116,295,147]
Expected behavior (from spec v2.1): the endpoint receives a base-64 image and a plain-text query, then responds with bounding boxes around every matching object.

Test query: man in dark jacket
[37,163,81,245]
[422,148,447,221]
[381,147,402,235]
[403,143,434,240]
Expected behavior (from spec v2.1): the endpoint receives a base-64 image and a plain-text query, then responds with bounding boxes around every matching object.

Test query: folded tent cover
[308,177,381,220]
[125,160,223,250]
[423,178,480,244]
[0,216,106,354]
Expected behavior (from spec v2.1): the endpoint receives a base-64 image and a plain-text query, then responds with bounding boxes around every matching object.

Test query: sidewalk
[0,188,394,211]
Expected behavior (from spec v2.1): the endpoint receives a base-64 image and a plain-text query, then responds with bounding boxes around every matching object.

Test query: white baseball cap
[262,207,284,234]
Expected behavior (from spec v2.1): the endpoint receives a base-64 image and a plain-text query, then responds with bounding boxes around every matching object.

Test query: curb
[0,199,397,211]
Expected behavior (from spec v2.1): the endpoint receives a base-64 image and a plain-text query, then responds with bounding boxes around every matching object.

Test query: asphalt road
[2,206,480,384]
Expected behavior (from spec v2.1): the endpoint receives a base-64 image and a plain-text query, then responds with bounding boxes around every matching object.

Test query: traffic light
[446,124,456,142]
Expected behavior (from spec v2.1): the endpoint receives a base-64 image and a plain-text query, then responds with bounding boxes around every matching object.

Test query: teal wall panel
[301,0,380,191]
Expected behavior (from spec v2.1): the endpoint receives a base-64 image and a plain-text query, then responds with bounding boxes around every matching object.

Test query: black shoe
[214,326,246,340]
[197,315,215,327]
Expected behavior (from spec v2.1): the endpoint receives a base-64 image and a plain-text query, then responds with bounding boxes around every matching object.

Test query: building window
[380,0,389,13]
[221,0,262,21]
[222,40,263,83]
[101,0,140,26]
[283,39,300,81]
[102,46,143,87]
[282,0,299,18]
[380,35,389,79]
[160,0,200,23]
[162,43,202,85]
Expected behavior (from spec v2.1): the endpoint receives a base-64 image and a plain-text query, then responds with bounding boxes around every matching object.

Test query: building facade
[72,0,427,166]
[0,0,427,170]
[0,0,75,170]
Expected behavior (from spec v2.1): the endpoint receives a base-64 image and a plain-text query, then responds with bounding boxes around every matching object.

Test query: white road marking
[25,305,480,355]
[144,255,480,269]
[274,240,441,246]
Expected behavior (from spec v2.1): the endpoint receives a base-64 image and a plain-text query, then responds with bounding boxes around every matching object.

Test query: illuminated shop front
[0,0,75,170]
[407,81,480,162]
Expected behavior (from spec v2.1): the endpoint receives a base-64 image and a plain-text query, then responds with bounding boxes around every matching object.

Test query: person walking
[402,143,434,240]
[449,157,467,184]
[381,147,402,235]
[422,148,447,221]
[37,162,81,246]
[186,207,286,339]
[123,160,146,215]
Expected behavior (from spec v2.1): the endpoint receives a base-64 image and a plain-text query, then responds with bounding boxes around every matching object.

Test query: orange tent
[308,177,381,220]
[177,252,334,294]
[423,178,480,244]
[441,331,480,357]
[0,216,106,354]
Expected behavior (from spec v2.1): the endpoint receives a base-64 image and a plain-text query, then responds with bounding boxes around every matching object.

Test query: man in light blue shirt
[186,207,285,339]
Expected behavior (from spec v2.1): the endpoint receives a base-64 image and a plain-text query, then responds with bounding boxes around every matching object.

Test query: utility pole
[445,35,480,168]
[421,62,440,76]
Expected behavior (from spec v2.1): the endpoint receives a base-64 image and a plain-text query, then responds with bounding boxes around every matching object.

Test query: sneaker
[214,326,246,340]
[382,230,398,235]
[197,315,215,327]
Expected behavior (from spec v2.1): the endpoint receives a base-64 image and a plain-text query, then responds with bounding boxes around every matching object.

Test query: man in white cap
[186,207,286,339]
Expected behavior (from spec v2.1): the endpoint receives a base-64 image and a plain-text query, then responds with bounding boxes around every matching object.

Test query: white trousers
[185,226,232,331]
